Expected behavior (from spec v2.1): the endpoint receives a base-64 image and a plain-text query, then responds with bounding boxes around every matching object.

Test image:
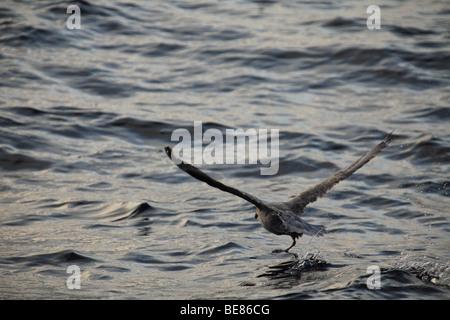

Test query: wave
[0,250,97,267]
[0,148,52,171]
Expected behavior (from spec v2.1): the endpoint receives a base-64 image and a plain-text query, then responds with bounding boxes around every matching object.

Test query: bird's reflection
[257,254,328,288]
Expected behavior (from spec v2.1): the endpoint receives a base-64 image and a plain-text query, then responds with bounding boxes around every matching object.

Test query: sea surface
[0,0,449,300]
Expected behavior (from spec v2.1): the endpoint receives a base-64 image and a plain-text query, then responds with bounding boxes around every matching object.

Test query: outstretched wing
[288,132,393,214]
[165,146,270,211]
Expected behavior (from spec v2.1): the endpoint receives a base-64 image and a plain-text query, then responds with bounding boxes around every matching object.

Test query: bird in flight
[165,132,393,253]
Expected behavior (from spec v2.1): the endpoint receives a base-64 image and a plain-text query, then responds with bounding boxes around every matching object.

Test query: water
[0,0,449,300]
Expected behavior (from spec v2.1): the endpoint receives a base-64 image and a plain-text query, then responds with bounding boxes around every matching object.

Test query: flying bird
[165,132,393,252]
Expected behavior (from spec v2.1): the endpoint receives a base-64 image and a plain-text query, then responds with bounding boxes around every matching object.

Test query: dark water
[0,0,449,300]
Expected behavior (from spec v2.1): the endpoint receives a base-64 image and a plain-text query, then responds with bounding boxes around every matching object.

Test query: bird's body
[165,132,393,252]
[255,202,319,252]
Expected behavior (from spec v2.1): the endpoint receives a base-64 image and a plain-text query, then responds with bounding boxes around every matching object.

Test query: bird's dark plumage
[165,132,393,252]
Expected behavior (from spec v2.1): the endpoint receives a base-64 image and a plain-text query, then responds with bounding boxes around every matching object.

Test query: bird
[164,132,393,253]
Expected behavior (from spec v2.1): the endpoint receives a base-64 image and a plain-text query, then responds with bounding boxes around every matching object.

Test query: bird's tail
[297,219,326,237]
[306,223,326,237]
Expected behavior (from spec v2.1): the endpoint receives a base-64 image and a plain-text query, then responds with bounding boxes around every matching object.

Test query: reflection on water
[0,0,449,299]
[258,254,329,288]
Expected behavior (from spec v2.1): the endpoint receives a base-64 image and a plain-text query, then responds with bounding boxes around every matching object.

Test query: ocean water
[0,0,449,300]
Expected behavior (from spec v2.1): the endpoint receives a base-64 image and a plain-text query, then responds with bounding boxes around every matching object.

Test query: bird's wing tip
[384,130,395,145]
[164,146,175,161]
